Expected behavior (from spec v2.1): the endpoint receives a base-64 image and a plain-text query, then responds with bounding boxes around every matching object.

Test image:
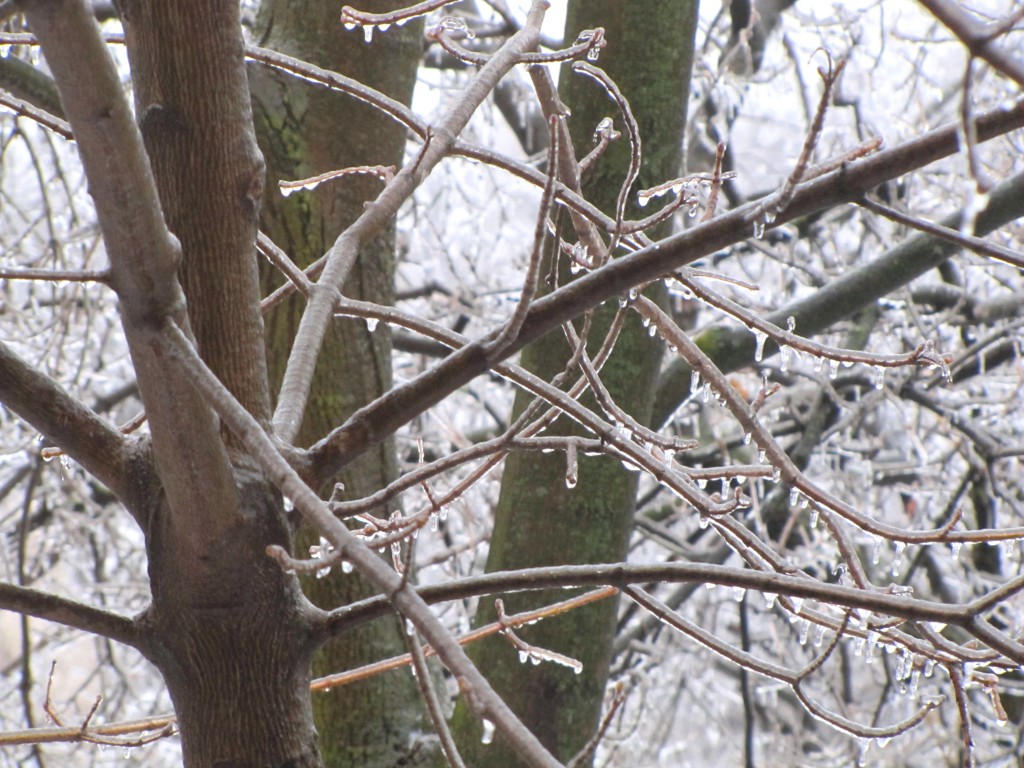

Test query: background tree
[249,1,428,765]
[0,1,1023,767]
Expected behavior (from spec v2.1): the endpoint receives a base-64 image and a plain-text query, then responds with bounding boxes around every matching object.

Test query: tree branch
[918,0,1024,88]
[0,340,142,512]
[308,101,1024,480]
[0,582,143,650]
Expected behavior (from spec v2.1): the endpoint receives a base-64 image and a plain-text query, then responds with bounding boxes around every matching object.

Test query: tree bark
[450,2,699,764]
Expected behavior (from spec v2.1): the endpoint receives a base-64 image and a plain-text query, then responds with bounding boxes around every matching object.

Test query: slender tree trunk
[450,3,699,764]
[249,3,427,765]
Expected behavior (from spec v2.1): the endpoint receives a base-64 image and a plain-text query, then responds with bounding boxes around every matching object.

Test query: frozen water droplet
[742,432,752,445]
[779,345,791,373]
[343,22,357,30]
[733,587,745,602]
[690,370,701,395]
[341,560,354,574]
[814,624,826,647]
[753,330,768,362]
[771,466,781,483]
[873,366,885,390]
[809,508,819,528]
[951,541,962,560]
[829,358,840,379]
[363,24,374,43]
[481,719,495,745]
[892,541,906,576]
[789,487,800,506]
[366,317,379,332]
[698,515,709,529]
[648,323,657,337]
[752,219,765,239]
[786,315,795,332]
[871,536,882,565]
[378,22,391,31]
[798,618,811,645]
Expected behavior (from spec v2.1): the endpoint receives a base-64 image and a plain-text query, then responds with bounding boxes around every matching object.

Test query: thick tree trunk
[450,2,699,764]
[249,2,427,765]
[140,469,323,768]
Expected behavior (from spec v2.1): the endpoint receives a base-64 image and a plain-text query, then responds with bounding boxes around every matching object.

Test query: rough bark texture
[249,2,427,765]
[450,2,700,764]
[112,1,323,765]
[139,469,322,768]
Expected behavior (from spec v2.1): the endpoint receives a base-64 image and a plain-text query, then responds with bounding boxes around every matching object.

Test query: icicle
[798,618,811,645]
[779,346,791,373]
[828,358,840,379]
[892,541,906,576]
[908,666,921,697]
[690,369,701,395]
[733,587,746,602]
[752,330,768,362]
[814,624,827,647]
[789,487,800,507]
[742,432,752,445]
[950,541,963,560]
[809,508,819,528]
[481,719,495,745]
[565,444,579,489]
[363,24,375,43]
[873,366,885,390]
[871,536,883,565]
[866,630,879,663]
[366,317,379,332]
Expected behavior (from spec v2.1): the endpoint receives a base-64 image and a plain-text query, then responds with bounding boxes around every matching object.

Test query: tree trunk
[450,2,699,764]
[115,1,324,764]
[140,470,322,768]
[249,2,427,765]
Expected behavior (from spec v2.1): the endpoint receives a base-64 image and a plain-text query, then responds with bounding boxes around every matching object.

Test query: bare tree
[0,1,1023,767]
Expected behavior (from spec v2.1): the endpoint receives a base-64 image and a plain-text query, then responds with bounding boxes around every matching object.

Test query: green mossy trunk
[249,3,426,765]
[449,2,700,765]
